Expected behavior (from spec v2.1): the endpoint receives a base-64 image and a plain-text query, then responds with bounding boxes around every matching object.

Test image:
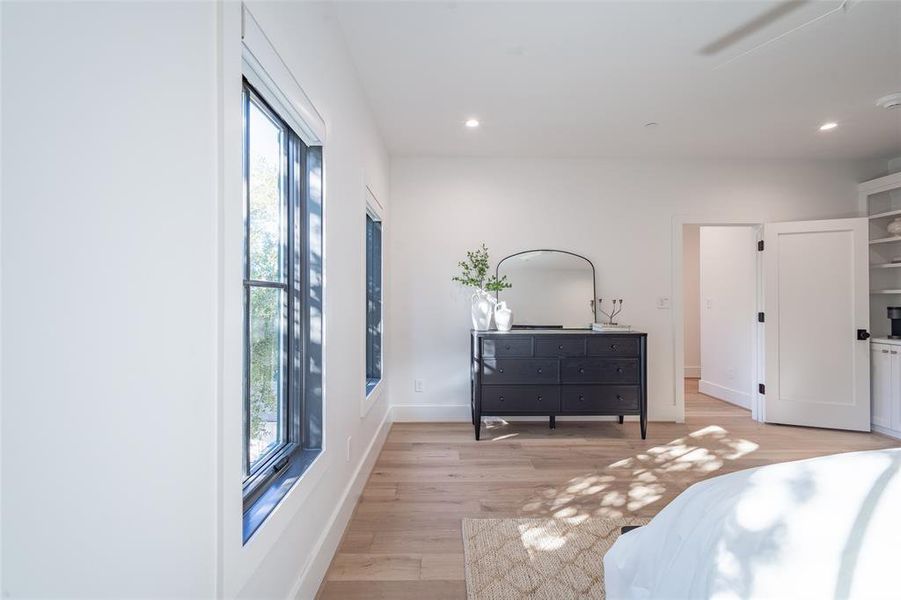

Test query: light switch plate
[657,297,671,309]
[414,379,425,393]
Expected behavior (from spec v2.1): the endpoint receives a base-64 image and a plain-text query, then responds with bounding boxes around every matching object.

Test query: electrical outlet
[414,379,425,393]
[346,436,352,462]
[657,297,671,309]
[706,298,713,309]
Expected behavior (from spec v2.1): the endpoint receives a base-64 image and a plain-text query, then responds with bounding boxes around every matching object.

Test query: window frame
[241,79,320,530]
[362,187,385,415]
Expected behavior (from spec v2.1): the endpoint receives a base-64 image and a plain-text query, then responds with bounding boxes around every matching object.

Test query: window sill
[362,378,384,417]
[242,447,321,544]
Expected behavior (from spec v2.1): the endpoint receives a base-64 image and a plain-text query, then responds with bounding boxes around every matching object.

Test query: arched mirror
[496,249,597,329]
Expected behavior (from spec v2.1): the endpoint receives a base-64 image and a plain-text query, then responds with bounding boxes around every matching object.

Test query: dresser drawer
[561,358,639,384]
[535,337,586,357]
[587,336,640,357]
[482,337,533,358]
[482,359,559,384]
[481,385,560,413]
[562,386,639,413]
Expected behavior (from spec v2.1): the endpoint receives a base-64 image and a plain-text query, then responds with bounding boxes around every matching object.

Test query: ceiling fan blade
[711,0,858,69]
[700,0,811,55]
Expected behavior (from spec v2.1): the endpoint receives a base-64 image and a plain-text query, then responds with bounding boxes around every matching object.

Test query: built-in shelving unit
[865,172,901,439]
[863,171,901,339]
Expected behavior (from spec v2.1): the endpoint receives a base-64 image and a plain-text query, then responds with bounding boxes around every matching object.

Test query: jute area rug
[462,517,649,600]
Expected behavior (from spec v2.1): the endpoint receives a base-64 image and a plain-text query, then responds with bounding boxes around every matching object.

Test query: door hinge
[758,312,765,323]
[758,383,766,394]
[757,240,765,251]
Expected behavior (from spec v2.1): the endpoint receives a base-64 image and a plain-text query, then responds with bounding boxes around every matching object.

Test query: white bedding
[604,449,901,599]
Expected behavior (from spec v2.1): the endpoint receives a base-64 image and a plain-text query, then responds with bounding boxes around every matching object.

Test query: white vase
[471,291,493,331]
[888,217,901,236]
[494,301,513,331]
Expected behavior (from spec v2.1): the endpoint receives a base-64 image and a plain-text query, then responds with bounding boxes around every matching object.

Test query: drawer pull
[883,349,890,353]
[616,395,623,401]
[499,368,505,373]
[499,396,504,402]
[579,368,585,374]
[578,395,584,401]
[537,368,543,374]
[611,344,617,350]
[558,344,564,350]
[537,395,543,401]
[505,345,511,350]
[616,367,624,374]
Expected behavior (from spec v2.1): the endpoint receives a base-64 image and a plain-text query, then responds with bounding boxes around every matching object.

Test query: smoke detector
[876,93,901,110]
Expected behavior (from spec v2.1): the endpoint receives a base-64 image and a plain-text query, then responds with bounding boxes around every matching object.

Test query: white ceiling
[330,1,901,160]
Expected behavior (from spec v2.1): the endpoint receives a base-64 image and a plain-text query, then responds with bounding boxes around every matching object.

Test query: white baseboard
[684,366,701,378]
[699,379,750,409]
[872,423,901,440]
[289,407,393,599]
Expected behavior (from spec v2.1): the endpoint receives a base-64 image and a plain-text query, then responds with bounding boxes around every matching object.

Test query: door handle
[857,329,871,341]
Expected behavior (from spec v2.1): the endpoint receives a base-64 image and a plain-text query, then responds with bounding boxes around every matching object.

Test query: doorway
[675,217,871,429]
[673,220,763,423]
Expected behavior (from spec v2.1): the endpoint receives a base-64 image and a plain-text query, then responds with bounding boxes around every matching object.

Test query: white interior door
[763,217,870,431]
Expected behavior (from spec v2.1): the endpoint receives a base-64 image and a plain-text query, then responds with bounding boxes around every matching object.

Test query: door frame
[671,216,764,423]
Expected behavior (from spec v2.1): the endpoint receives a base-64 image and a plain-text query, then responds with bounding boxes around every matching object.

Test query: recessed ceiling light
[819,122,838,131]
[465,118,480,128]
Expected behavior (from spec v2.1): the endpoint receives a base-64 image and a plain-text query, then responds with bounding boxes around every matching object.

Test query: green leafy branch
[452,244,512,294]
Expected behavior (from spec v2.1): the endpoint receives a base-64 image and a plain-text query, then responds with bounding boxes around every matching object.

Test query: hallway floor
[317,380,898,599]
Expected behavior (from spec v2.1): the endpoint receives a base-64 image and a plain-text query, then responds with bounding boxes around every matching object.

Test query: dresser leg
[474,419,481,441]
[618,415,624,424]
[640,415,647,440]
[549,415,556,429]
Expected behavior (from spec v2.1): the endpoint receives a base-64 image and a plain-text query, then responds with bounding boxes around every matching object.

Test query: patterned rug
[462,517,649,600]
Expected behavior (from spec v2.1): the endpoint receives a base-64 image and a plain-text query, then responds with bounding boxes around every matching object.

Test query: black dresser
[470,330,648,440]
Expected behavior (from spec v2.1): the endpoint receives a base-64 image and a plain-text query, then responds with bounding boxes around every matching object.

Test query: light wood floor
[317,380,899,599]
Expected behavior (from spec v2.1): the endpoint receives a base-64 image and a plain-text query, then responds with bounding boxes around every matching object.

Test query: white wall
[682,225,701,378]
[3,2,218,596]
[1,1,389,598]
[388,158,883,422]
[699,227,757,409]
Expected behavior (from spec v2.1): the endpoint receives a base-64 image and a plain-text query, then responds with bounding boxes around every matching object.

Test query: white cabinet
[871,340,901,437]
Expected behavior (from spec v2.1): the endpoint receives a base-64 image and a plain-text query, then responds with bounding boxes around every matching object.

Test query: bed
[604,448,901,599]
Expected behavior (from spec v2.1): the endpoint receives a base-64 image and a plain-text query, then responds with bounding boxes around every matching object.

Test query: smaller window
[365,195,383,397]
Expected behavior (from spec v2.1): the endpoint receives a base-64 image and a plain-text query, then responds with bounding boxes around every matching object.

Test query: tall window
[242,80,323,541]
[365,204,383,396]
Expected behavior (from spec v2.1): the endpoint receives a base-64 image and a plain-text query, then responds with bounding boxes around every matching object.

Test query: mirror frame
[495,249,598,327]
